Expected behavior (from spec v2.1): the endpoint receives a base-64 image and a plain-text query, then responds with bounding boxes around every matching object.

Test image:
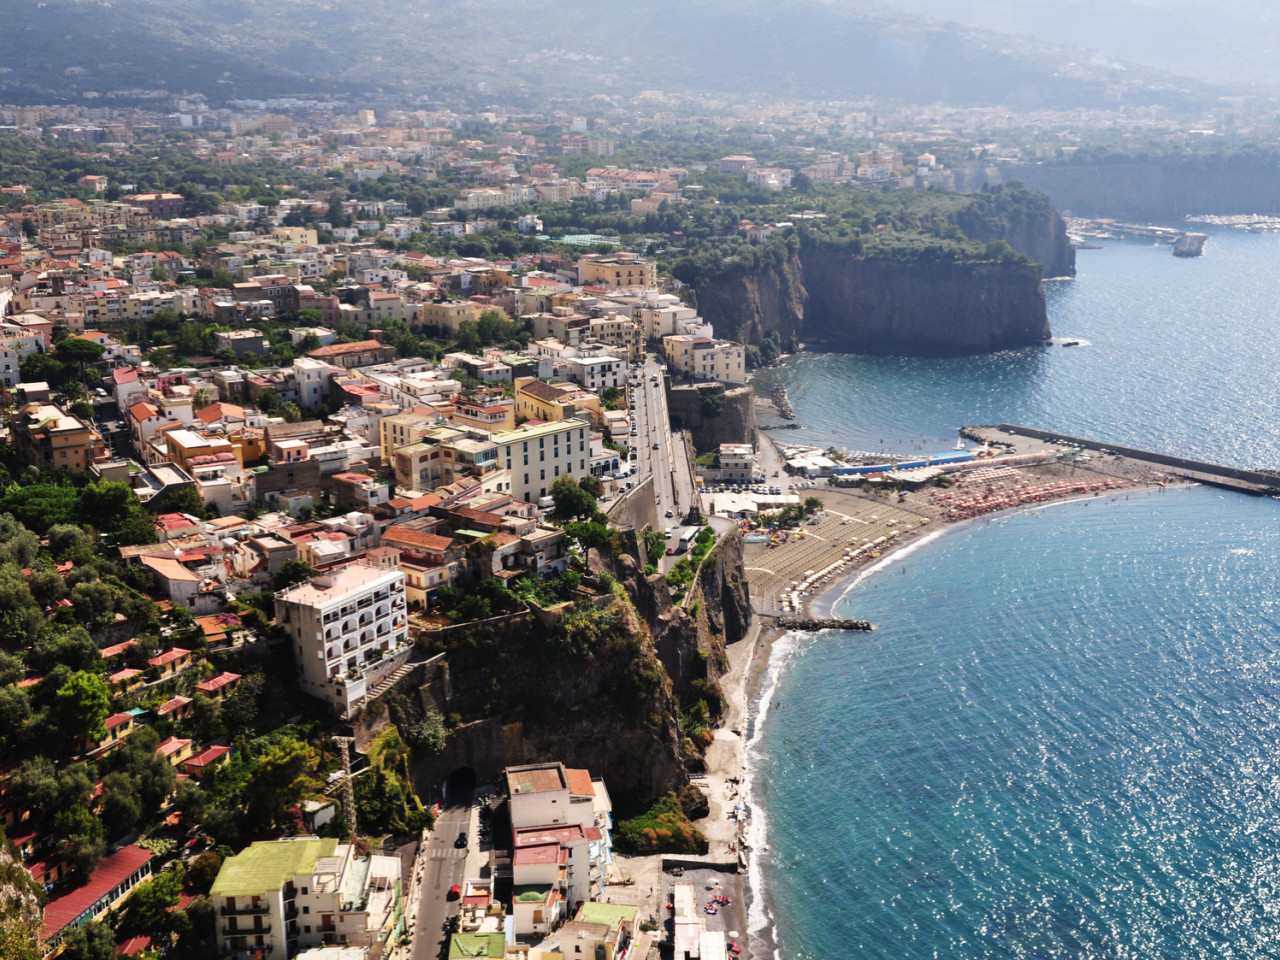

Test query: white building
[275,562,409,717]
[561,354,625,393]
[490,419,591,505]
[211,837,401,960]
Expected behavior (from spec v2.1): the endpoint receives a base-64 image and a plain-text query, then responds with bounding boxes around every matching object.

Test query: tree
[243,738,320,827]
[281,401,302,423]
[164,484,208,518]
[405,712,448,756]
[70,579,117,625]
[256,388,280,414]
[58,922,116,960]
[53,670,111,746]
[79,479,134,531]
[119,869,182,938]
[0,685,30,744]
[48,523,95,563]
[550,476,596,520]
[55,337,106,376]
[53,804,105,875]
[272,558,316,592]
[184,851,222,895]
[564,520,612,554]
[175,778,209,833]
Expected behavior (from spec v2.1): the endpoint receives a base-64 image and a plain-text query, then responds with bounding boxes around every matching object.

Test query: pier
[981,424,1280,496]
[775,616,873,632]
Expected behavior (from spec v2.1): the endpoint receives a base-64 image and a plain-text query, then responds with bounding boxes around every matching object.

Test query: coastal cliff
[800,251,1050,354]
[392,530,753,809]
[667,382,758,450]
[698,245,1051,355]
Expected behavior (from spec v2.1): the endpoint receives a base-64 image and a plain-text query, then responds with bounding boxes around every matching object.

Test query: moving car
[455,831,468,848]
[448,885,461,900]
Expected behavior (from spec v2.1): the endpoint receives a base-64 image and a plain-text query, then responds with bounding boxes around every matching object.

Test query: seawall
[996,424,1280,495]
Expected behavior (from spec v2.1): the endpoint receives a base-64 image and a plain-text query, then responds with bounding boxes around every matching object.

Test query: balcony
[222,923,271,936]
[221,904,270,916]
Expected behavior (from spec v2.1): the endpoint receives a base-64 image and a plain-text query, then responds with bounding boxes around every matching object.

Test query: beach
[669,430,1184,960]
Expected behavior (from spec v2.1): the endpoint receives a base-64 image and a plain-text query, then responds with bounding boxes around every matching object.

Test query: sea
[748,226,1280,960]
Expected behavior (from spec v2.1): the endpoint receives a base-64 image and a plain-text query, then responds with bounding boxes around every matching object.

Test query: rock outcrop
[666,382,758,451]
[695,198,1070,355]
[800,252,1050,354]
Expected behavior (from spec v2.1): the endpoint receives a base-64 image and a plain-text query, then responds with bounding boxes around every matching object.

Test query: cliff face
[960,206,1076,278]
[697,249,807,350]
[667,382,758,452]
[697,244,1053,356]
[800,250,1050,354]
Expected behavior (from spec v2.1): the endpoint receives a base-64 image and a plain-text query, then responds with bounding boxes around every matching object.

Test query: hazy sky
[885,0,1280,85]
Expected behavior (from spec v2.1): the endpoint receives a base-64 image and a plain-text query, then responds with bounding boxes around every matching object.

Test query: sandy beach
[611,428,1184,960]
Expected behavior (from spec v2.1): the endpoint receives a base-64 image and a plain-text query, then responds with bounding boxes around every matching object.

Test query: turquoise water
[754,228,1280,468]
[753,228,1280,959]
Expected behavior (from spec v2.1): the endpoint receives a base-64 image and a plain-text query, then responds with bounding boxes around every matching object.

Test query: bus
[676,528,698,554]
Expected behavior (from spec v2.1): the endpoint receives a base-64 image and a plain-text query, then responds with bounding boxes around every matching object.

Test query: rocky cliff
[667,382,758,452]
[697,246,1050,355]
[694,195,1068,355]
[800,250,1050,354]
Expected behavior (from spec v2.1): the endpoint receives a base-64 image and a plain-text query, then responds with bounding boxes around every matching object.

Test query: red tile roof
[147,647,191,668]
[156,695,192,717]
[184,745,230,769]
[195,671,240,693]
[38,844,153,940]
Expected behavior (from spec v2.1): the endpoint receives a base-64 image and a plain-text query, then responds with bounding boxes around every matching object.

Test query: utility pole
[333,736,358,839]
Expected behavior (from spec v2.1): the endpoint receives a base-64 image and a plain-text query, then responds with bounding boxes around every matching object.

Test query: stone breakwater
[776,616,873,632]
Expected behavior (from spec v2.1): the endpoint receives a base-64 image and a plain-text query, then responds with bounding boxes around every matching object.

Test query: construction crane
[332,736,358,839]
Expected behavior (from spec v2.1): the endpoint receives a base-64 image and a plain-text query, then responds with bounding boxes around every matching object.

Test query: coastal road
[410,801,472,960]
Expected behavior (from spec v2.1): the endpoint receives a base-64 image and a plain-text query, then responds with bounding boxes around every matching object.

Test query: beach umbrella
[729,931,740,938]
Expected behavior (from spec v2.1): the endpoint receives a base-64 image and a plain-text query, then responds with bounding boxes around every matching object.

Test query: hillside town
[1,79,1245,960]
[0,100,788,960]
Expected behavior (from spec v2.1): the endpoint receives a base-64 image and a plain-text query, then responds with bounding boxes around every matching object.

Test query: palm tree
[193,387,211,411]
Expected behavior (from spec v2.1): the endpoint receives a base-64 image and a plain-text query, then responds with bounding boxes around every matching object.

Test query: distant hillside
[1,0,1224,109]
[886,0,1280,88]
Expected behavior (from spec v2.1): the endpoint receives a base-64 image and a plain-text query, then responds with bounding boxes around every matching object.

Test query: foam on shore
[741,629,802,960]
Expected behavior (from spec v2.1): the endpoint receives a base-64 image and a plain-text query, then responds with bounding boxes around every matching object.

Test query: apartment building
[274,562,409,717]
[661,335,746,385]
[11,402,108,472]
[211,836,401,959]
[490,418,591,504]
[576,254,656,290]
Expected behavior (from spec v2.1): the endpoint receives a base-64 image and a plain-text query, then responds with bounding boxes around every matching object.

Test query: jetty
[775,616,873,632]
[1066,218,1208,258]
[1173,233,1207,257]
[770,382,795,419]
[979,424,1280,496]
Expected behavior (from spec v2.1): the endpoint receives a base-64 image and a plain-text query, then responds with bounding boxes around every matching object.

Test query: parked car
[448,885,461,900]
[455,831,468,848]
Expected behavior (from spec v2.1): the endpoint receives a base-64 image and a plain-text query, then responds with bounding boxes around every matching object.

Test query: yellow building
[420,299,484,333]
[161,428,242,472]
[11,403,108,472]
[380,412,453,463]
[514,377,603,425]
[577,253,657,289]
[450,397,516,433]
[589,312,643,362]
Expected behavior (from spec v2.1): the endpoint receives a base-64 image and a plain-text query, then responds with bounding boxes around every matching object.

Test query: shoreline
[714,480,1190,960]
